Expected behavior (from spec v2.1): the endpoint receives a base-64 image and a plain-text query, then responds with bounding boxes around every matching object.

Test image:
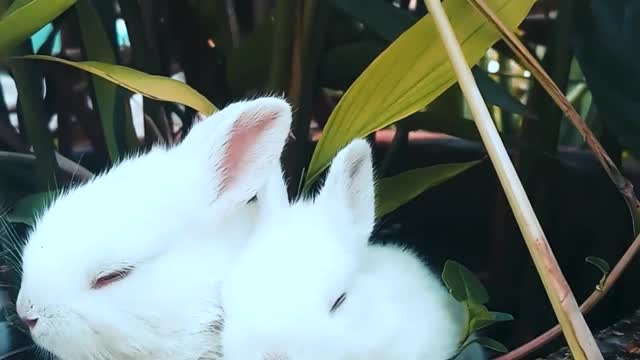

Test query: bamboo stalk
[421,1,602,359]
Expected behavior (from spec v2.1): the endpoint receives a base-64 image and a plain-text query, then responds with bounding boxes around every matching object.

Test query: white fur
[222,139,476,360]
[16,97,293,360]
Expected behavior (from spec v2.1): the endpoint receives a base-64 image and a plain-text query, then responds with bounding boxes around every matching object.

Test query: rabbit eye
[92,267,134,289]
[330,292,347,313]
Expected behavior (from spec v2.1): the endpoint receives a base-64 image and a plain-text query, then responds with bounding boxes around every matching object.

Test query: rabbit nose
[20,316,38,329]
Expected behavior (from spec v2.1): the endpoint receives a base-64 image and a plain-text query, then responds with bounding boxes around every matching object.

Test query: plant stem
[422,1,602,359]
[496,231,640,360]
[268,0,295,92]
[466,0,640,235]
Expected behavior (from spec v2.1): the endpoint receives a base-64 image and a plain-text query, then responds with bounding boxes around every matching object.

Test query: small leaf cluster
[442,260,513,357]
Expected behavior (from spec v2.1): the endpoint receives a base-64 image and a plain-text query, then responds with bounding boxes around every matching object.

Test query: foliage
[304,0,536,186]
[0,0,638,358]
[442,260,513,357]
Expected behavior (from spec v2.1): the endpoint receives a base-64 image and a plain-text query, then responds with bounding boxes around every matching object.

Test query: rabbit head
[16,97,293,360]
[222,139,375,360]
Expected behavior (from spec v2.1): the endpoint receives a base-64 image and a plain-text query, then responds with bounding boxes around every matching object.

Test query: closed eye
[92,267,134,289]
[330,292,347,313]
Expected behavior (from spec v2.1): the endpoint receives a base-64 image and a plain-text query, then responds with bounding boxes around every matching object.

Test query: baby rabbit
[222,139,480,360]
[16,97,293,360]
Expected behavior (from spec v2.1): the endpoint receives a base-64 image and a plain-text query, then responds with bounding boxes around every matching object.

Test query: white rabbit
[15,97,293,360]
[221,139,486,360]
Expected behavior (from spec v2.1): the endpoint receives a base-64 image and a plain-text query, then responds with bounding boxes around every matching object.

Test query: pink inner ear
[218,110,278,194]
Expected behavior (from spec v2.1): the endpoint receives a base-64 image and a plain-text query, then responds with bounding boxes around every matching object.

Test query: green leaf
[304,0,536,187]
[7,191,59,225]
[75,0,121,160]
[320,42,532,120]
[467,302,493,332]
[376,160,481,218]
[329,0,418,42]
[489,311,514,322]
[468,308,514,332]
[8,42,58,191]
[442,260,489,304]
[19,55,217,115]
[471,67,534,118]
[0,0,77,55]
[585,256,610,275]
[472,336,508,353]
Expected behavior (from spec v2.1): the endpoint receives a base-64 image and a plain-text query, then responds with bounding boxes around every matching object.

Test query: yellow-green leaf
[20,55,217,115]
[0,0,77,55]
[376,160,481,218]
[304,0,535,187]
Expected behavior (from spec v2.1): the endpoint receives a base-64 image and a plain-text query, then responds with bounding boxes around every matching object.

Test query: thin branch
[466,0,640,234]
[496,231,640,360]
[422,1,602,359]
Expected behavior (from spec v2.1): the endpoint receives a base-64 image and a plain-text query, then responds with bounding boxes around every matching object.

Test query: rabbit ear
[180,97,292,204]
[317,139,375,241]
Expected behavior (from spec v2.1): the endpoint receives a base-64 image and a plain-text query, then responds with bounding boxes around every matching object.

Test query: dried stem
[466,0,640,234]
[422,0,602,359]
[496,231,640,360]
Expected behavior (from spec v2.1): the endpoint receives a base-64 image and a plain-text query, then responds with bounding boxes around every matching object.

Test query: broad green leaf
[4,0,33,16]
[442,260,489,304]
[305,0,536,187]
[20,55,217,115]
[376,160,480,218]
[7,191,59,225]
[320,41,532,119]
[319,9,532,119]
[75,0,121,160]
[585,256,610,275]
[0,0,77,55]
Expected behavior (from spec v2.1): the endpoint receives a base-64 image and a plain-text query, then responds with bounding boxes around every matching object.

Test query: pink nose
[20,316,38,329]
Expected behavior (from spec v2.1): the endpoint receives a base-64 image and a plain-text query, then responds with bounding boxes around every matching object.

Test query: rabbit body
[16,97,294,360]
[222,140,469,360]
